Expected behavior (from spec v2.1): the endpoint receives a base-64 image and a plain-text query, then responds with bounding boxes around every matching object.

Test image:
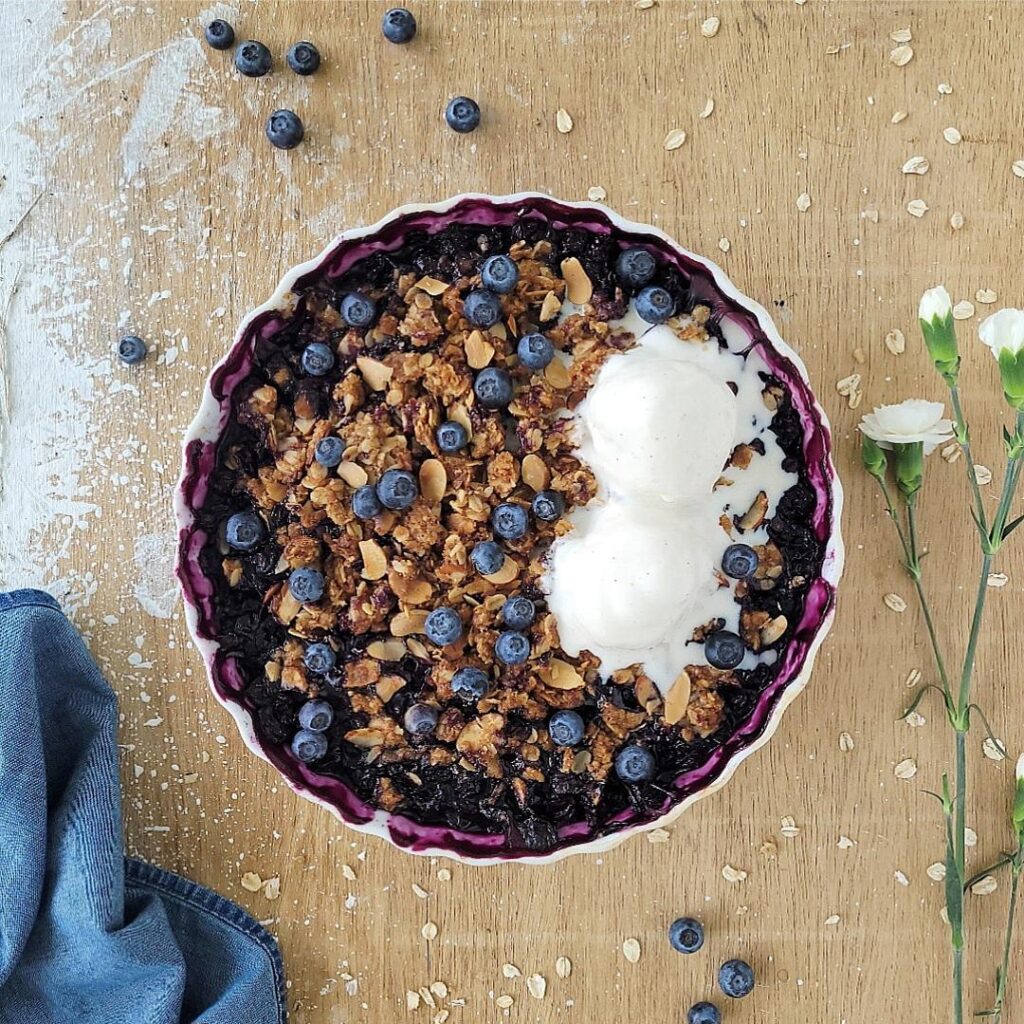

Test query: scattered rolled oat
[240,871,263,892]
[901,156,929,175]
[634,0,656,8]
[555,956,572,979]
[717,236,730,253]
[422,922,438,940]
[894,757,918,780]
[262,876,281,900]
[342,863,357,881]
[952,300,975,320]
[974,464,993,486]
[894,870,910,886]
[555,108,574,134]
[407,991,421,1011]
[701,16,720,37]
[907,199,929,218]
[699,97,714,118]
[496,995,514,1009]
[502,964,521,979]
[824,914,841,926]
[905,668,922,688]
[976,288,997,304]
[839,731,855,752]
[780,815,800,838]
[938,82,953,94]
[664,128,687,151]
[430,982,448,1000]
[885,328,906,354]
[437,868,451,882]
[890,27,912,42]
[1013,160,1024,179]
[722,864,748,883]
[940,441,962,463]
[796,192,811,212]
[838,834,856,849]
[891,110,908,124]
[526,974,547,999]
[622,938,642,963]
[587,185,607,201]
[905,711,926,728]
[889,44,914,66]
[884,592,908,613]
[950,211,965,229]
[927,862,947,881]
[853,346,867,364]
[972,875,999,896]
[412,883,430,898]
[983,736,1007,760]
[647,828,671,843]
[943,126,962,145]
[988,572,1009,588]
[965,827,978,847]
[760,838,778,858]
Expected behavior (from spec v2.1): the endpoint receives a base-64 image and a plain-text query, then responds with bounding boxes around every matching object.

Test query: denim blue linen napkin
[0,589,287,1023]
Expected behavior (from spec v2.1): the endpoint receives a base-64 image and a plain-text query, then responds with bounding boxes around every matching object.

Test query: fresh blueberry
[376,468,418,510]
[204,19,235,50]
[266,109,304,149]
[445,95,481,133]
[298,699,334,732]
[722,543,759,579]
[502,596,535,630]
[615,744,655,783]
[687,1003,721,1024]
[225,511,265,551]
[548,709,584,747]
[436,420,469,453]
[234,39,272,77]
[495,631,530,665]
[286,41,321,75]
[705,630,746,669]
[492,503,528,541]
[301,341,335,376]
[352,484,383,519]
[480,254,519,294]
[463,288,502,328]
[291,728,328,763]
[532,490,565,522]
[635,285,675,324]
[470,540,505,576]
[315,436,344,467]
[340,292,377,328]
[718,959,755,999]
[404,702,439,737]
[517,332,554,371]
[288,567,325,604]
[117,334,147,364]
[304,642,336,674]
[474,367,514,409]
[451,667,489,701]
[381,7,417,43]
[615,247,657,288]
[424,606,463,646]
[669,917,705,954]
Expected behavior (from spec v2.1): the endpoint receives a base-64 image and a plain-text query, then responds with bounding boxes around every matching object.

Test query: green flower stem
[991,861,1023,1023]
[949,386,989,535]
[905,501,952,692]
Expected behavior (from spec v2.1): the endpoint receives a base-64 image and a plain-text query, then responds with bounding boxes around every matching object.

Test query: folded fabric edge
[0,589,62,614]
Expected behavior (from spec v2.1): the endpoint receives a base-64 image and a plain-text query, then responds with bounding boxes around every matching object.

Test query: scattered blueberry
[340,292,377,328]
[376,468,418,510]
[480,254,519,294]
[517,332,554,371]
[615,247,656,288]
[286,41,321,75]
[234,39,272,77]
[298,699,334,732]
[502,596,535,630]
[532,490,565,522]
[495,631,530,665]
[381,7,417,44]
[705,630,746,670]
[687,1002,721,1024]
[548,709,584,747]
[266,109,304,149]
[635,285,675,324]
[718,959,755,999]
[291,728,328,763]
[463,288,502,328]
[615,744,655,783]
[225,511,265,551]
[722,543,759,579]
[352,484,383,520]
[436,420,469,453]
[473,367,513,409]
[492,503,529,541]
[424,606,463,646]
[669,917,705,954]
[117,334,147,365]
[445,95,481,134]
[404,702,439,737]
[304,642,336,674]
[470,540,505,576]
[451,667,489,701]
[204,19,235,50]
[315,436,344,467]
[301,341,335,376]
[288,567,325,604]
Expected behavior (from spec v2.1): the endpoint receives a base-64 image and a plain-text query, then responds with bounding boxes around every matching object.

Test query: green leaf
[899,683,945,720]
[1003,512,1024,540]
[945,820,965,949]
[970,505,990,543]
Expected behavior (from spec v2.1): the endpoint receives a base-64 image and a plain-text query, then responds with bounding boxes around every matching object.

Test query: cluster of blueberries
[668,917,756,1022]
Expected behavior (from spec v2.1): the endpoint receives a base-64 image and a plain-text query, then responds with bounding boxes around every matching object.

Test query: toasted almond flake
[905,711,927,728]
[780,815,800,838]
[894,870,910,886]
[342,863,357,881]
[622,938,642,963]
[974,464,993,485]
[717,236,730,253]
[496,995,514,1009]
[663,670,692,725]
[539,290,562,321]
[554,955,572,978]
[545,357,571,389]
[943,126,962,145]
[647,828,671,844]
[824,914,841,926]
[392,610,428,637]
[895,757,918,780]
[422,921,438,940]
[367,638,406,661]
[465,329,495,369]
[977,288,998,304]
[555,108,574,134]
[240,871,263,892]
[407,991,421,1011]
[701,15,720,37]
[760,614,788,646]
[983,736,1007,760]
[338,461,369,487]
[966,827,978,847]
[938,82,953,94]
[907,198,929,218]
[952,300,975,320]
[891,110,908,123]
[839,731,855,752]
[526,973,547,999]
[838,834,856,849]
[941,441,962,463]
[796,192,812,212]
[927,861,947,881]
[587,185,607,201]
[890,44,914,66]
[419,459,447,503]
[890,27,912,42]
[542,658,586,690]
[901,155,929,175]
[412,883,429,898]
[483,558,519,585]
[885,328,906,354]
[699,97,715,118]
[722,863,747,883]
[502,963,521,979]
[1014,160,1024,179]
[950,210,965,229]
[884,592,908,613]
[415,276,449,296]
[345,726,384,748]
[262,876,280,900]
[663,128,687,151]
[521,453,550,492]
[359,539,388,581]
[560,257,593,304]
[356,356,393,391]
[972,874,1000,896]
[988,572,1009,588]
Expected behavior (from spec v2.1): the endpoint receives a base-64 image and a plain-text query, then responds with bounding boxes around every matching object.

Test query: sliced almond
[367,638,406,661]
[338,461,369,487]
[483,558,519,586]
[540,290,563,321]
[737,490,769,531]
[376,674,406,702]
[391,609,428,637]
[359,539,388,580]
[464,329,495,369]
[415,275,448,296]
[276,590,301,625]
[545,358,571,389]
[542,659,585,690]
[560,257,593,304]
[345,727,385,748]
[760,614,788,646]
[522,453,551,491]
[419,459,447,503]
[663,670,692,725]
[356,356,393,391]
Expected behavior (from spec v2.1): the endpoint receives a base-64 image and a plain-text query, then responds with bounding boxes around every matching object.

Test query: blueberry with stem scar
[298,699,333,732]
[288,567,325,604]
[451,667,489,701]
[424,606,463,646]
[352,485,383,520]
[225,512,264,551]
[705,630,745,670]
[436,420,469,453]
[304,643,336,674]
[291,729,327,763]
[470,541,505,576]
[473,367,513,409]
[445,96,481,133]
[548,709,584,747]
[480,254,519,294]
[376,469,418,510]
[615,744,655,782]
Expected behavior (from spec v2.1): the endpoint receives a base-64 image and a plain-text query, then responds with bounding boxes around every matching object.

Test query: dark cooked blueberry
[635,285,675,324]
[424,606,463,646]
[615,744,655,782]
[235,39,272,77]
[304,642,336,674]
[266,109,304,149]
[473,367,513,408]
[352,485,383,519]
[687,1003,721,1024]
[288,567,325,604]
[718,959,755,999]
[492,502,528,541]
[532,490,565,522]
[669,917,705,954]
[298,699,333,732]
[445,95,481,133]
[451,666,488,701]
[615,247,656,287]
[117,334,147,365]
[722,543,759,579]
[376,468,418,510]
[340,292,377,328]
[548,709,584,747]
[705,630,745,669]
[436,420,469,453]
[404,702,439,737]
[286,41,320,75]
[291,728,328,763]
[381,7,416,43]
[502,596,535,630]
[517,332,554,371]
[480,254,519,294]
[470,540,505,575]
[463,288,502,327]
[301,341,334,376]
[225,511,265,551]
[204,19,234,49]
[495,631,530,665]
[314,436,344,467]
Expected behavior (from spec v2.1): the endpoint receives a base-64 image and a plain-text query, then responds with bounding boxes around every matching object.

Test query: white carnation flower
[919,285,953,323]
[979,308,1024,359]
[858,399,955,454]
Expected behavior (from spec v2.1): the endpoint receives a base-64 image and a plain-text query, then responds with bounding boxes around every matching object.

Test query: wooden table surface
[3,1,1024,1020]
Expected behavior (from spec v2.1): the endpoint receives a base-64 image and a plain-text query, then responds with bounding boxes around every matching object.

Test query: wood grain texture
[3,2,1024,1021]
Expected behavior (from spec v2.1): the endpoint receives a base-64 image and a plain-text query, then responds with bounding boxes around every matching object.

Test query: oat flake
[891,110,908,124]
[622,938,642,963]
[983,736,1007,760]
[437,868,451,881]
[527,973,547,999]
[938,82,953,94]
[907,199,929,218]
[1013,160,1024,178]
[838,835,856,849]
[699,98,715,118]
[496,995,514,1009]
[905,711,926,728]
[927,862,947,881]
[943,126,962,145]
[412,883,430,898]
[794,192,811,212]
[941,441,962,464]
[950,211,965,229]
[972,875,999,896]
[902,156,929,175]
[965,827,978,847]
[974,464,993,486]
[587,186,607,201]
[430,981,448,999]
[895,757,918,780]
[407,991,421,1011]
[905,667,922,688]
[342,863,357,881]
[502,964,521,979]
[555,956,572,978]
[890,27,912,43]
[240,871,262,892]
[634,0,657,8]
[701,16,721,37]
[555,108,574,134]
[977,288,997,304]
[894,870,910,886]
[839,731,855,752]
[988,572,1009,588]
[824,914,841,926]
[952,301,974,320]
[648,828,671,843]
[781,815,800,838]
[722,864,748,883]
[718,236,730,253]
[664,128,687,151]
[422,922,438,940]
[890,44,914,66]
[884,593,908,613]
[885,328,906,354]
